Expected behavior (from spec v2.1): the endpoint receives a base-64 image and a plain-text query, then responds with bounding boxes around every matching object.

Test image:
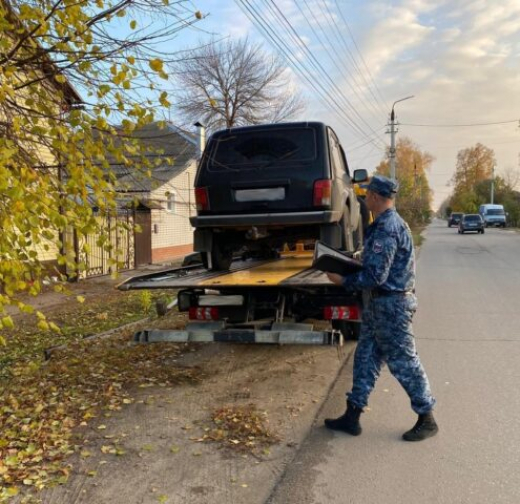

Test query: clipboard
[312,241,363,276]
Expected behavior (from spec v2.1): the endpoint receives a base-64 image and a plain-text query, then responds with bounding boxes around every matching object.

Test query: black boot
[324,401,362,436]
[402,411,438,442]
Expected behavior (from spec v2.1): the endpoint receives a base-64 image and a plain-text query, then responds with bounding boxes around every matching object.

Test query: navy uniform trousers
[347,293,436,415]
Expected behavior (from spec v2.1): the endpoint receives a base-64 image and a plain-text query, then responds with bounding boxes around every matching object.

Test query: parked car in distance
[458,214,485,234]
[448,212,463,227]
[191,122,366,270]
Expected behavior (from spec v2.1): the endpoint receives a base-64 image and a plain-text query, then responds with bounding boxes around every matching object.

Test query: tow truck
[118,245,362,346]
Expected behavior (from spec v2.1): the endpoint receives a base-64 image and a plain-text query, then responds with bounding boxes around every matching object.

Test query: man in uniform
[325,175,438,442]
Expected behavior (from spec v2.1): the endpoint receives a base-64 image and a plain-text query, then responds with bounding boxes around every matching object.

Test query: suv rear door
[195,123,329,215]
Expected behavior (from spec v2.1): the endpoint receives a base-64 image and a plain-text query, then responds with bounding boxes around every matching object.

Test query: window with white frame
[167,193,175,214]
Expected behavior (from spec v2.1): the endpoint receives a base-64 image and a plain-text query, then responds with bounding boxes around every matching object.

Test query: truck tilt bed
[118,253,362,346]
[118,254,331,290]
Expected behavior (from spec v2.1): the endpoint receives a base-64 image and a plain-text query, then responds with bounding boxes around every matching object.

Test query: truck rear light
[195,187,210,211]
[324,305,360,320]
[313,179,332,207]
[189,307,219,320]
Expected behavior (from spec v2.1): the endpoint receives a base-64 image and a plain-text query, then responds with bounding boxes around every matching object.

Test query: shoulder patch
[372,240,384,254]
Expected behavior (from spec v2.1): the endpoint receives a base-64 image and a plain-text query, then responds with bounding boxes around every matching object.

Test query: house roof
[112,122,199,193]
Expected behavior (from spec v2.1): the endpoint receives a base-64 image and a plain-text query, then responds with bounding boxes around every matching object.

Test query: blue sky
[159,0,520,209]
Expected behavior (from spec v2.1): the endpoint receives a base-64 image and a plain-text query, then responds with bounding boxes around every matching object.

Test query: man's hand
[326,272,344,286]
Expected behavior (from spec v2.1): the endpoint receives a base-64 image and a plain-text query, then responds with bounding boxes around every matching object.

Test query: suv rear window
[464,215,481,221]
[208,128,317,171]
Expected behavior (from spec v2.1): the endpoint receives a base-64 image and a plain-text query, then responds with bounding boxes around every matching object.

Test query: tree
[449,143,495,212]
[374,137,434,225]
[0,0,203,330]
[172,38,305,130]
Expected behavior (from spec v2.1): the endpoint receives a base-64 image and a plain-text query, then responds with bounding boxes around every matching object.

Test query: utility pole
[491,163,495,204]
[389,109,397,181]
[388,95,414,181]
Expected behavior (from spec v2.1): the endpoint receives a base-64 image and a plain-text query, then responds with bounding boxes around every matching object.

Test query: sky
[167,0,520,210]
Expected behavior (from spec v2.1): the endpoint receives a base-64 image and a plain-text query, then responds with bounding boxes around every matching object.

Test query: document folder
[312,241,363,276]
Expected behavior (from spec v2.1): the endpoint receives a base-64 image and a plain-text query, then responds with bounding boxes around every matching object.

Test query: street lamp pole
[389,95,414,181]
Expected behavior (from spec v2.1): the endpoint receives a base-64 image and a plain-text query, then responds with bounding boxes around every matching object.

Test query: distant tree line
[440,143,520,227]
[374,137,434,228]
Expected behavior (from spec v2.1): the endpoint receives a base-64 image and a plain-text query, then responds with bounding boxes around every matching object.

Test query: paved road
[268,220,520,504]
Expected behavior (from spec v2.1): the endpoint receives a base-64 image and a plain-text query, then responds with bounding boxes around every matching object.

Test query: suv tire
[340,206,355,252]
[203,239,233,271]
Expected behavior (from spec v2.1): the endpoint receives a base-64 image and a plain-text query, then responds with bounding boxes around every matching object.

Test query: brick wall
[151,243,194,263]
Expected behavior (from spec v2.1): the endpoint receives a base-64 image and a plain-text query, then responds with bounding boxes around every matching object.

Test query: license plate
[235,187,285,202]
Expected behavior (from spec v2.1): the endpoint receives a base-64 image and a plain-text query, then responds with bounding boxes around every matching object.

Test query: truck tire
[332,320,360,341]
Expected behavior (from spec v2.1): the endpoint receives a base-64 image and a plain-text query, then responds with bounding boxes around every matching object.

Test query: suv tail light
[324,305,360,321]
[195,187,209,211]
[313,179,332,207]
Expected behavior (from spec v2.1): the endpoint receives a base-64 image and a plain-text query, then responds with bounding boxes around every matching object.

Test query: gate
[134,209,152,266]
[79,210,135,278]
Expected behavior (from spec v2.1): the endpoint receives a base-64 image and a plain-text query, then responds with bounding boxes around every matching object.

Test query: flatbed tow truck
[118,247,362,346]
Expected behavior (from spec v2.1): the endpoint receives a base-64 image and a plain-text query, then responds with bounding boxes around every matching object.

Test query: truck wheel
[332,320,360,341]
[340,206,355,252]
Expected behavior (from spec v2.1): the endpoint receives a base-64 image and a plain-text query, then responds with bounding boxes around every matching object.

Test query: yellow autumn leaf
[2,315,14,329]
[130,20,137,29]
[77,295,85,303]
[149,58,164,72]
[37,320,50,331]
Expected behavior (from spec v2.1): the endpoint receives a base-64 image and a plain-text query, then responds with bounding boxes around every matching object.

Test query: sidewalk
[7,260,186,317]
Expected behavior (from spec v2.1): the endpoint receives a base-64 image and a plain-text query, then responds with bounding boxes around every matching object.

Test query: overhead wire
[332,0,389,111]
[235,0,381,145]
[260,0,385,146]
[311,0,386,120]
[400,119,519,127]
[296,0,384,125]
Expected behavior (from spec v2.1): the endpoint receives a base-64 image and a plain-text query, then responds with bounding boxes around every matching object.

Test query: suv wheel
[203,240,233,271]
[340,206,355,252]
[354,198,369,251]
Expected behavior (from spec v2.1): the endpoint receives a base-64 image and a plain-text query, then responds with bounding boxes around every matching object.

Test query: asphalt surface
[268,220,520,504]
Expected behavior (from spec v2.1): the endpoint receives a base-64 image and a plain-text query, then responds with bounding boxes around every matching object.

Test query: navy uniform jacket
[342,208,415,293]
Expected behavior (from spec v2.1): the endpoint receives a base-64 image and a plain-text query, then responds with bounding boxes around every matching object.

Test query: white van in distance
[479,204,506,227]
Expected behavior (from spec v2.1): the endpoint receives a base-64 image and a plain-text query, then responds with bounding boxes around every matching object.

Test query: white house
[114,122,202,265]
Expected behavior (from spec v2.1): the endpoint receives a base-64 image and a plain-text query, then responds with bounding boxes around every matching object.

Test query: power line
[400,119,519,128]
[260,0,384,143]
[314,0,387,118]
[297,0,384,124]
[332,0,389,111]
[235,0,383,147]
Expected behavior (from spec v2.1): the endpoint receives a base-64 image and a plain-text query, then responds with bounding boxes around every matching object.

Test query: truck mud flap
[133,328,343,346]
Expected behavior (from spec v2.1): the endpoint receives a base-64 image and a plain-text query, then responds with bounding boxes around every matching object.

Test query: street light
[389,95,414,181]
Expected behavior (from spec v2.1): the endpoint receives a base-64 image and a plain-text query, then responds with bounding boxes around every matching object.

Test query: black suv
[190,122,367,270]
[448,212,463,227]
[458,214,485,234]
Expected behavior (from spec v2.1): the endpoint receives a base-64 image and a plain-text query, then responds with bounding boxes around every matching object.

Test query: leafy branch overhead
[0,0,203,320]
